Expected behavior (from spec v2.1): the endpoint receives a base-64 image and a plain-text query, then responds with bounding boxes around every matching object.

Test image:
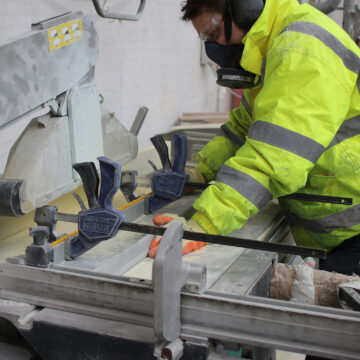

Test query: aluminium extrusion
[0,264,359,359]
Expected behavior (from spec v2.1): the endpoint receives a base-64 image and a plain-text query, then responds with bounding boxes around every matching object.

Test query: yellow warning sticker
[48,19,83,52]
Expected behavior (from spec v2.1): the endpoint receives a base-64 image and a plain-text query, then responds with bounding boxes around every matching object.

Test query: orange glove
[148,214,207,258]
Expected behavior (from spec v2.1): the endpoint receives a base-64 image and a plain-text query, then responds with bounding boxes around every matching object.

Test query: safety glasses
[198,14,222,42]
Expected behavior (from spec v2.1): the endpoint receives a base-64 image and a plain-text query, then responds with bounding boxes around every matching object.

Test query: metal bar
[119,222,327,259]
[186,182,353,205]
[54,212,326,258]
[54,213,78,223]
[130,107,148,136]
[280,193,352,205]
[31,11,80,30]
[182,293,360,360]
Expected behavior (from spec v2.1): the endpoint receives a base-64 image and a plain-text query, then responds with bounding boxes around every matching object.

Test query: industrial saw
[0,7,360,360]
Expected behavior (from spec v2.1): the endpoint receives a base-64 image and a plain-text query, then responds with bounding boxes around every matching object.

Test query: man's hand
[186,167,206,184]
[148,214,207,258]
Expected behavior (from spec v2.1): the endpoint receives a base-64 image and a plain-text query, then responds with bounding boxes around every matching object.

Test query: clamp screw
[30,226,49,245]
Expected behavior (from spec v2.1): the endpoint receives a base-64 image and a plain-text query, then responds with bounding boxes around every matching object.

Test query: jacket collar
[241,0,300,75]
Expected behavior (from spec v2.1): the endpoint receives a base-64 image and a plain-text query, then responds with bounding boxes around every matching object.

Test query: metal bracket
[120,170,139,202]
[31,11,84,30]
[25,226,54,268]
[152,222,207,358]
[91,0,146,21]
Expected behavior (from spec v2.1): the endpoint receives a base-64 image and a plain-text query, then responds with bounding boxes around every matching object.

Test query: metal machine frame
[0,196,359,359]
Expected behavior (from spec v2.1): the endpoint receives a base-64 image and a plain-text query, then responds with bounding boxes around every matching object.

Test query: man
[179,2,360,359]
[181,0,360,279]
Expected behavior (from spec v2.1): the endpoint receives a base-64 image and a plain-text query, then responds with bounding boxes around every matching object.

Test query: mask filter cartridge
[204,41,256,89]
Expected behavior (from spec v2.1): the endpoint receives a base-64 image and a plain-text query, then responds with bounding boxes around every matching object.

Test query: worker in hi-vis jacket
[180,0,360,280]
[175,1,360,358]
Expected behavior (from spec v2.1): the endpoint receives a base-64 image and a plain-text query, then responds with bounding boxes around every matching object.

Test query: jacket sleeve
[196,90,254,181]
[193,47,351,235]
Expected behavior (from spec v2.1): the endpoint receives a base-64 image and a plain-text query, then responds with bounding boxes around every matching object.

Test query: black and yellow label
[48,19,83,52]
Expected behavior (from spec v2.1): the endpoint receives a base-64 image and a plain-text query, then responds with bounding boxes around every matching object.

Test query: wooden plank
[182,112,228,116]
[179,113,228,123]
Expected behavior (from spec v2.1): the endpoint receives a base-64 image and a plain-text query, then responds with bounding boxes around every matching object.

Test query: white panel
[68,83,103,166]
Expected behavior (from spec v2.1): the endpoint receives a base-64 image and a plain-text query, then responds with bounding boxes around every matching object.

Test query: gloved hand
[186,167,206,184]
[148,213,207,258]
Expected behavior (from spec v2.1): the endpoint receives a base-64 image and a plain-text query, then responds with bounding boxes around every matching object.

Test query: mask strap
[223,10,232,44]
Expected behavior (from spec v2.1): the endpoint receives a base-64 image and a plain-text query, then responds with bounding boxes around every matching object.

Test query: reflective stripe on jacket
[193,0,360,251]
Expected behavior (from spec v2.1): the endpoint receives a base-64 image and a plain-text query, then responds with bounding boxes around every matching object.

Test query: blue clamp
[145,134,189,213]
[70,156,125,258]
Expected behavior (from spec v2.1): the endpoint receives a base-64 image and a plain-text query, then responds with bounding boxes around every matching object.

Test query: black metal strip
[281,193,352,205]
[186,182,352,205]
[119,222,327,259]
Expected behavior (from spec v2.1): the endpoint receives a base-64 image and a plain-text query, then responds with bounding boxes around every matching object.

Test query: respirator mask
[204,0,264,89]
[204,40,256,89]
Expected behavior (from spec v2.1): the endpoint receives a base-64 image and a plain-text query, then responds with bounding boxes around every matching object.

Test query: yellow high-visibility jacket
[192,0,360,251]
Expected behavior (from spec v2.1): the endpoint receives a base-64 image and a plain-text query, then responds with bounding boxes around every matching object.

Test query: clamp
[145,134,189,213]
[33,156,126,258]
[69,156,125,258]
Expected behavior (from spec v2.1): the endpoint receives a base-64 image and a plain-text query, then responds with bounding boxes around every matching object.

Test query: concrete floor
[0,342,34,360]
[0,342,308,360]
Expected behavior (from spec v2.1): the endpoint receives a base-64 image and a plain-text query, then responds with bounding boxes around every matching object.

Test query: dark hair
[181,0,227,21]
